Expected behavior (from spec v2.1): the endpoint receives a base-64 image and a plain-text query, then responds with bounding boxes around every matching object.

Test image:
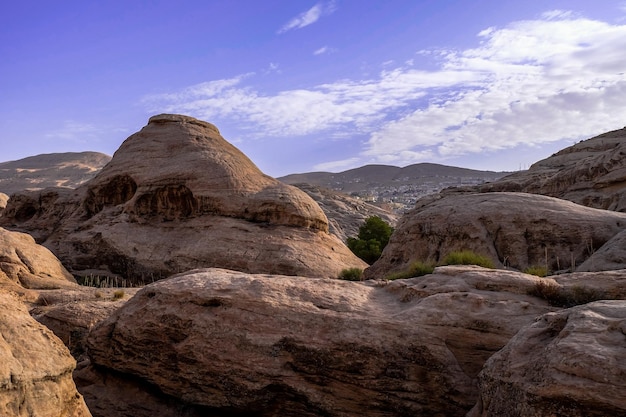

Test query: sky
[1,1,626,177]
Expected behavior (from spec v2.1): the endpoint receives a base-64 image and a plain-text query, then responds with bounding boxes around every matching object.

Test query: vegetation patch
[524,265,548,277]
[346,216,394,264]
[338,268,364,281]
[385,261,435,280]
[528,280,606,308]
[441,250,495,269]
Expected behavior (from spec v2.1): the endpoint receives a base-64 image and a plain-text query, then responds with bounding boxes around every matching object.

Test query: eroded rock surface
[0,291,91,416]
[470,300,626,417]
[0,226,77,300]
[480,127,626,211]
[291,183,397,242]
[81,266,566,417]
[1,115,366,281]
[365,192,626,279]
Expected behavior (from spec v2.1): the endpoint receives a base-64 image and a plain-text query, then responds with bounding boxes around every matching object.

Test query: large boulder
[0,226,77,300]
[480,127,626,211]
[365,192,626,279]
[0,291,91,416]
[81,266,564,417]
[470,300,626,417]
[1,114,366,281]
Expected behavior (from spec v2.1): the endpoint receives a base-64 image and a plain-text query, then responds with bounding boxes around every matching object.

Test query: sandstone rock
[0,151,110,195]
[0,192,7,214]
[479,127,626,211]
[0,227,77,301]
[365,192,626,279]
[470,300,626,417]
[82,266,562,416]
[577,229,626,272]
[0,291,91,416]
[1,115,366,281]
[290,183,397,242]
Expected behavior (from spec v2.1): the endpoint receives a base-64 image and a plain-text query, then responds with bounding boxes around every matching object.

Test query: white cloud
[144,12,626,170]
[313,157,362,172]
[364,14,626,164]
[313,46,330,55]
[278,1,337,34]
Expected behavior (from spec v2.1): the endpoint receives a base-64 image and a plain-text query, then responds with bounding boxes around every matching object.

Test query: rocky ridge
[0,151,110,195]
[1,114,366,281]
[478,127,626,211]
[365,191,626,278]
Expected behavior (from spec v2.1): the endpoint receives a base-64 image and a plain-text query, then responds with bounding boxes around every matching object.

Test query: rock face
[0,227,77,300]
[291,183,397,242]
[0,151,110,195]
[1,114,366,281]
[480,127,626,211]
[470,300,626,417]
[0,192,7,214]
[0,291,91,416]
[80,266,565,417]
[365,192,626,278]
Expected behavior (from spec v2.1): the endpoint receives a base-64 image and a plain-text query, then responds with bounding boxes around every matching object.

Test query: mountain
[0,114,366,281]
[0,151,111,195]
[279,163,509,211]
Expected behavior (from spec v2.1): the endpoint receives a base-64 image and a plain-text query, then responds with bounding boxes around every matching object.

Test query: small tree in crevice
[347,216,394,264]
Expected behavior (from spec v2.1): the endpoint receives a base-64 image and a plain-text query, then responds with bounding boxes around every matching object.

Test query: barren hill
[0,151,111,195]
[280,163,508,210]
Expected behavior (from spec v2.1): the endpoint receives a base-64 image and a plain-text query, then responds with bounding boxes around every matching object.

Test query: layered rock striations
[80,266,557,416]
[470,300,626,417]
[0,226,78,300]
[365,192,626,278]
[1,114,366,281]
[0,291,91,416]
[480,127,626,211]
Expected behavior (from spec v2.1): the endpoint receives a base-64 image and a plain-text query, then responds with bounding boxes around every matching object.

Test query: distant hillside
[279,163,509,211]
[0,152,111,195]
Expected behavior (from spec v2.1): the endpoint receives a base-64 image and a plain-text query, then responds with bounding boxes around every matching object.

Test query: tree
[346,216,394,264]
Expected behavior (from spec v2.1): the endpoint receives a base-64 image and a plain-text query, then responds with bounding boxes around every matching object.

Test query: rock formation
[470,300,626,417]
[0,291,91,416]
[1,114,366,281]
[0,226,78,300]
[365,192,626,279]
[0,192,7,214]
[479,127,626,211]
[79,266,568,416]
[290,183,397,242]
[0,151,110,195]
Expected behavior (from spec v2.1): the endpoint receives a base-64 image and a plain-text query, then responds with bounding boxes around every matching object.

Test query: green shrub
[524,265,548,277]
[112,289,125,300]
[338,268,364,281]
[441,250,495,268]
[386,261,435,280]
[347,216,394,264]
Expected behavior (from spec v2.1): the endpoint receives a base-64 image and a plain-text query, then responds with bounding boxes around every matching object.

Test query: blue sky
[2,1,626,177]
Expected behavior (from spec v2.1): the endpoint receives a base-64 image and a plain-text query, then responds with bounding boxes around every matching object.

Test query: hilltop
[279,163,509,211]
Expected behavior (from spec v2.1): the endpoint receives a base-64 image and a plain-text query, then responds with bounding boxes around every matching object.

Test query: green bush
[524,265,548,277]
[112,289,125,300]
[347,216,394,264]
[338,268,364,281]
[386,261,435,280]
[441,250,495,268]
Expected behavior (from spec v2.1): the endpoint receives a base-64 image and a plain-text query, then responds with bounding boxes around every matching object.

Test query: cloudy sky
[2,1,626,177]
